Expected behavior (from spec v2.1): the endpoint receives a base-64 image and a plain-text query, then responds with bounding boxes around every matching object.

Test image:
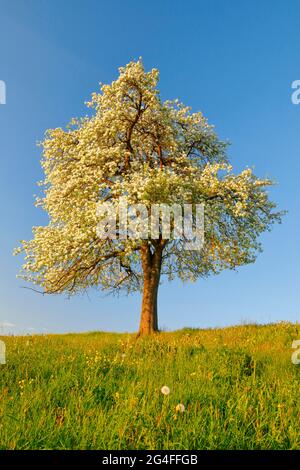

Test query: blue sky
[0,0,299,334]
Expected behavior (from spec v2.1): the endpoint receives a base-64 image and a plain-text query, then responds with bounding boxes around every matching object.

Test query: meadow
[1,322,300,450]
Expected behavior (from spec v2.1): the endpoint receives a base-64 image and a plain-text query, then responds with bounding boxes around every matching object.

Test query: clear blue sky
[0,0,299,334]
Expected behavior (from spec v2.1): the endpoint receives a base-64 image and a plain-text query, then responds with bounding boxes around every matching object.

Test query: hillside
[1,322,300,449]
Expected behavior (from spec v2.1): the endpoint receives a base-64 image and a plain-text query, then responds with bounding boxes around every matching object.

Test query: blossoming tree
[16,60,282,335]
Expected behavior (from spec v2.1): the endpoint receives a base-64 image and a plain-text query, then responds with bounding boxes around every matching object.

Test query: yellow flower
[175,403,185,413]
[130,398,137,406]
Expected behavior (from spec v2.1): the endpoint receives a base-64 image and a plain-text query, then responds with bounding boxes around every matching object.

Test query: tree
[15,60,283,335]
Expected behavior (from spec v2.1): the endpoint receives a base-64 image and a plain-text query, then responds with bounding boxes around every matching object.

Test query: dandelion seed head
[161,385,170,395]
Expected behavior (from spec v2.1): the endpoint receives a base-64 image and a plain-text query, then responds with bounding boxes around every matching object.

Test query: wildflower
[130,398,137,406]
[175,403,185,413]
[161,385,170,395]
[18,380,25,389]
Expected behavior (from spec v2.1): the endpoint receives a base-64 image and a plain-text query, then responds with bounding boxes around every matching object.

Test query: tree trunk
[138,244,162,335]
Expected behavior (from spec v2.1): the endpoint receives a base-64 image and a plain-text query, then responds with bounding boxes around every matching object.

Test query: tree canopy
[15,60,282,334]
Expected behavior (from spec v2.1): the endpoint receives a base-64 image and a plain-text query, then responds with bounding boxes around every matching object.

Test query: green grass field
[1,322,300,450]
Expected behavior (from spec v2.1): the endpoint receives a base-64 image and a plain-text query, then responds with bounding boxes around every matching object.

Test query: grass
[1,321,300,450]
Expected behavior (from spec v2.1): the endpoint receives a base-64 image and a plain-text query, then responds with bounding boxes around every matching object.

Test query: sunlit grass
[1,322,300,449]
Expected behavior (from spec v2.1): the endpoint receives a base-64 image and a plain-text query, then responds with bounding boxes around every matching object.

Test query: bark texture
[138,243,163,335]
